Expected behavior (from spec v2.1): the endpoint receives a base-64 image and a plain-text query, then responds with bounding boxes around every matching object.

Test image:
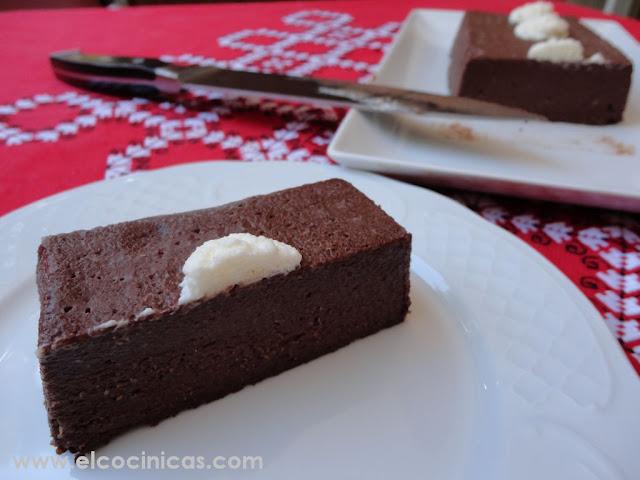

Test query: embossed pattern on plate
[0,162,639,480]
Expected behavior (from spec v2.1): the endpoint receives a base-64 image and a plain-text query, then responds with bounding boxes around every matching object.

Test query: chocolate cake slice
[36,179,412,453]
[449,11,633,124]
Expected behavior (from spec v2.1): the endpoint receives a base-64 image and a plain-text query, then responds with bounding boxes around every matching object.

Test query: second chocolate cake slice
[449,10,633,124]
[37,179,412,453]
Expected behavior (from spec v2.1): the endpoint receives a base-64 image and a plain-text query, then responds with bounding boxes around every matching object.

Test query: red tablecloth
[1,0,639,373]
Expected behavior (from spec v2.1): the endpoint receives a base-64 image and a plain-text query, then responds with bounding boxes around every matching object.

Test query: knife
[50,50,543,120]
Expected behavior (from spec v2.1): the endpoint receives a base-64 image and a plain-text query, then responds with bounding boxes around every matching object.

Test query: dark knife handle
[50,50,182,95]
[50,50,173,79]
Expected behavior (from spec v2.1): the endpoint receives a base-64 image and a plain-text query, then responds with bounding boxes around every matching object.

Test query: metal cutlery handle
[50,50,544,120]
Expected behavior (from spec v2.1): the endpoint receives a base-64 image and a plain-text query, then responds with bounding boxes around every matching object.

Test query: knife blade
[50,50,543,120]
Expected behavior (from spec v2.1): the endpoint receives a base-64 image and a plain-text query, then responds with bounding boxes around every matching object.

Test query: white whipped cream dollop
[509,1,554,24]
[585,52,606,64]
[514,14,569,41]
[137,307,155,318]
[527,38,584,63]
[178,233,302,305]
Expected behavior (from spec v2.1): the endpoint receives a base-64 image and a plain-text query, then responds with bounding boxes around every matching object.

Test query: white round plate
[1,162,639,480]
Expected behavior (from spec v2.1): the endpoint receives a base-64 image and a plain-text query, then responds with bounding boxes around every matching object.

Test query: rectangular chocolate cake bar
[449,11,632,124]
[36,179,411,453]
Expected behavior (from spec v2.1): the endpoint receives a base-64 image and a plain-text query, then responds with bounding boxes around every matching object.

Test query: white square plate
[329,9,640,211]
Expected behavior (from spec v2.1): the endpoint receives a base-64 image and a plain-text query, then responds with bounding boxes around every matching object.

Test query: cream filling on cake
[585,52,606,64]
[88,319,129,334]
[137,307,155,318]
[510,2,589,63]
[178,233,302,305]
[527,38,584,63]
[509,1,554,24]
[514,14,569,41]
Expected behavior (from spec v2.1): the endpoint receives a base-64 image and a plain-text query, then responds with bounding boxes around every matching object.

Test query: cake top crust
[36,179,409,350]
[460,11,631,65]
